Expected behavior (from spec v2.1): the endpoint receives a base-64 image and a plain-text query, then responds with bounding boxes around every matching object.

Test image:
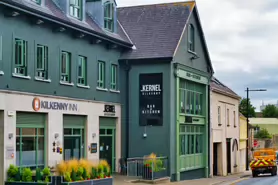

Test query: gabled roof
[211,76,241,99]
[117,2,195,60]
[0,0,133,48]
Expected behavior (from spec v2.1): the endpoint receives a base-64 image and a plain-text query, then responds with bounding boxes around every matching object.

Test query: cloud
[117,0,278,110]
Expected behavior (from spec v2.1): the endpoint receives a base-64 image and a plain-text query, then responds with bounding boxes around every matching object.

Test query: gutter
[211,88,241,100]
[0,1,133,48]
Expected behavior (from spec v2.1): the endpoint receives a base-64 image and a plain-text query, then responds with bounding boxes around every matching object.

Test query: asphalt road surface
[236,175,278,185]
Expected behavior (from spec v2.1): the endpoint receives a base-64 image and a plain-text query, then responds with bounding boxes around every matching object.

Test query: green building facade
[118,2,214,181]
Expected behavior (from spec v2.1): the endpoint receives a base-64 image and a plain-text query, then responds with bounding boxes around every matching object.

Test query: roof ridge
[118,1,195,9]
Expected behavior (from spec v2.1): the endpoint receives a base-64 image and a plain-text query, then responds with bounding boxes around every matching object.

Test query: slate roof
[211,77,241,99]
[0,0,132,47]
[117,2,195,60]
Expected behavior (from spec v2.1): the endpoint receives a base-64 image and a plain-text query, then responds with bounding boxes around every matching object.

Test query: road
[236,175,278,185]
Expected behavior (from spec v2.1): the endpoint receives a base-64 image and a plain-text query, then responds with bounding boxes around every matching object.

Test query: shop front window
[179,125,204,156]
[16,128,45,169]
[179,79,204,116]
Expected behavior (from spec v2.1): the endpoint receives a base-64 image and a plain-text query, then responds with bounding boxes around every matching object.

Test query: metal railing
[126,156,168,180]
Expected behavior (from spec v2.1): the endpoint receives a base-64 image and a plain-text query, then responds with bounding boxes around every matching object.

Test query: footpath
[114,171,252,185]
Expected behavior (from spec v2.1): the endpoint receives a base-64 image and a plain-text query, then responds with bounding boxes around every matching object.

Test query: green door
[63,115,86,160]
[99,117,116,172]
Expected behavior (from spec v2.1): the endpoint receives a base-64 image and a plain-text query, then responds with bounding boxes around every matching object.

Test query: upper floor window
[218,106,221,126]
[188,24,195,52]
[227,109,230,126]
[77,56,87,86]
[14,38,28,76]
[69,0,82,19]
[233,111,236,127]
[31,0,41,5]
[97,61,105,88]
[179,79,204,116]
[36,44,48,80]
[61,51,71,83]
[104,2,114,32]
[110,64,117,90]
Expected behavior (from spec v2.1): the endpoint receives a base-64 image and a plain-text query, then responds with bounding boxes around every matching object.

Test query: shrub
[56,160,67,176]
[67,159,79,173]
[7,164,19,182]
[42,167,51,176]
[71,168,77,181]
[64,172,71,182]
[22,168,32,182]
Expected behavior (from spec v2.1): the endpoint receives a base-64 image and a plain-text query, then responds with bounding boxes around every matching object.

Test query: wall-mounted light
[55,133,59,139]
[8,133,13,139]
[92,133,96,138]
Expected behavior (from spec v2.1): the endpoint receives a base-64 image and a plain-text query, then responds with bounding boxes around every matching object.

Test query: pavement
[113,171,252,185]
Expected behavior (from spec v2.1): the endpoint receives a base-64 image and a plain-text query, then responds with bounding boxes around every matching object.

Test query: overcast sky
[117,0,278,111]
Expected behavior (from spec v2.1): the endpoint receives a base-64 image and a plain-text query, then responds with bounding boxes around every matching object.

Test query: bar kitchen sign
[32,97,78,111]
[139,73,163,126]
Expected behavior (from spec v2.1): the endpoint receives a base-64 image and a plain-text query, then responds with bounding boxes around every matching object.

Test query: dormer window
[69,0,82,19]
[104,2,114,32]
[188,24,195,52]
[31,0,41,5]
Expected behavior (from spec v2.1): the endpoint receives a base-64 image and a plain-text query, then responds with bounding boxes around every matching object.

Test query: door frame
[99,126,116,172]
[63,127,86,159]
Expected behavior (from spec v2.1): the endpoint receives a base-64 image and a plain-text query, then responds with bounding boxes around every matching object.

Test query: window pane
[37,128,44,135]
[100,129,105,135]
[190,91,194,114]
[38,137,44,165]
[37,46,43,69]
[22,128,36,136]
[196,134,202,153]
[78,57,83,77]
[64,128,71,135]
[16,128,20,136]
[61,53,67,74]
[180,135,186,155]
[22,137,36,167]
[180,90,185,113]
[73,129,80,135]
[107,129,112,135]
[186,91,190,114]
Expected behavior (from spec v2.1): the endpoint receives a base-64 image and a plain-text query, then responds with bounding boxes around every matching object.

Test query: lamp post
[245,88,267,171]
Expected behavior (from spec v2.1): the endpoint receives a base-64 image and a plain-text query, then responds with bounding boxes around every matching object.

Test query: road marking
[229,177,249,185]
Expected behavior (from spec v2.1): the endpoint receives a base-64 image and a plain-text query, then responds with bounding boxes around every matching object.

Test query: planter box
[142,167,167,180]
[5,176,54,185]
[92,178,113,185]
[55,176,93,185]
[55,176,113,185]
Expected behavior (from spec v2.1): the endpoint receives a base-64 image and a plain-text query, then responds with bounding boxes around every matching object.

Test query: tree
[262,104,278,118]
[254,127,272,139]
[239,98,256,118]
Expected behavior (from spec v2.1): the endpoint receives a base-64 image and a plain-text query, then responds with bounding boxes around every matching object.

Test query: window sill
[96,87,108,92]
[60,81,74,86]
[109,89,120,93]
[188,50,197,55]
[35,77,51,83]
[0,71,4,76]
[12,73,31,80]
[77,84,90,89]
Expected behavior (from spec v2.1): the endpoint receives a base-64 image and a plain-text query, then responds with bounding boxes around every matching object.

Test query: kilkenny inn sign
[139,73,163,126]
[32,97,78,111]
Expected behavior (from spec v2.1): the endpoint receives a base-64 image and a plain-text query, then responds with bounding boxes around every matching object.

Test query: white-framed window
[188,24,195,52]
[227,108,230,126]
[218,106,221,125]
[69,0,82,19]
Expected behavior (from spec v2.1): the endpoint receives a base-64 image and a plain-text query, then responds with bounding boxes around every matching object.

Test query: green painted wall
[127,63,172,158]
[0,6,122,103]
[173,9,210,73]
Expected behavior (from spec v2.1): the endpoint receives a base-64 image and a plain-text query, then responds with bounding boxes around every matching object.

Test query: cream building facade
[210,77,241,176]
[0,91,121,183]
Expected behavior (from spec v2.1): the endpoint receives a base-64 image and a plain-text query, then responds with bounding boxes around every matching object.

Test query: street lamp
[245,88,267,171]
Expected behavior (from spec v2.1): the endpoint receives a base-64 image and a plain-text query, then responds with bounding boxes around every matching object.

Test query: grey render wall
[0,7,123,103]
[126,63,172,158]
[173,9,210,73]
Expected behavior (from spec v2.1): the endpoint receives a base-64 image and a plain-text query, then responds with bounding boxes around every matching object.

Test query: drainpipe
[208,84,211,177]
[125,60,131,160]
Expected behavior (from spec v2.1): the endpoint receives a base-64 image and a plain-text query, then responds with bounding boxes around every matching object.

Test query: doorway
[99,128,116,172]
[226,139,231,174]
[64,136,81,160]
[213,143,218,176]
